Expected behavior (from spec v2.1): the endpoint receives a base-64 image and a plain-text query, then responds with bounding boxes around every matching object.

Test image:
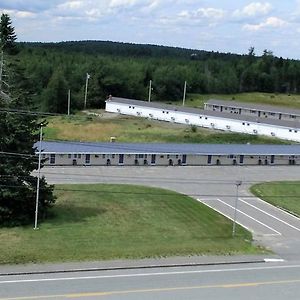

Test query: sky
[1,0,300,59]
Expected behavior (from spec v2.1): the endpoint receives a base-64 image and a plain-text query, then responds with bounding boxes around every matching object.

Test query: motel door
[182,154,187,164]
[151,154,156,165]
[119,154,124,164]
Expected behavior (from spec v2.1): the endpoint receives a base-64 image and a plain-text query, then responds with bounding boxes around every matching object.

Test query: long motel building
[204,99,300,123]
[105,97,300,143]
[39,141,300,166]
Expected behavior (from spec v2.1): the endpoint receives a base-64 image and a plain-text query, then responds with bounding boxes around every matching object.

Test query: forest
[15,41,300,113]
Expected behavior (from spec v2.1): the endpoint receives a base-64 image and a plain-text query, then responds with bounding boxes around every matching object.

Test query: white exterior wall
[106,101,300,142]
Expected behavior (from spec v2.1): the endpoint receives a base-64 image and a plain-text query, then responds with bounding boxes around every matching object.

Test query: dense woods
[16,41,300,113]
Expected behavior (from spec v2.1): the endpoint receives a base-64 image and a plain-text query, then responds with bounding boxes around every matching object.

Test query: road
[40,165,300,260]
[1,262,300,299]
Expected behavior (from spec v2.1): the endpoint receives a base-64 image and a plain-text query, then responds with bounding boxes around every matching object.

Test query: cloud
[0,8,36,18]
[233,2,272,18]
[243,16,287,31]
[160,7,225,27]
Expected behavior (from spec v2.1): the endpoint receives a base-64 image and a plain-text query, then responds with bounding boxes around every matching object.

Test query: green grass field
[43,113,288,144]
[251,181,300,216]
[0,184,262,265]
[183,92,300,109]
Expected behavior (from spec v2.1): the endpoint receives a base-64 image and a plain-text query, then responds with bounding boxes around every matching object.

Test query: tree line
[17,42,300,114]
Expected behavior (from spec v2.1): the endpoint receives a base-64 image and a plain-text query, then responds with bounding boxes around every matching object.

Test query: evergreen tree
[0,13,17,55]
[0,14,55,226]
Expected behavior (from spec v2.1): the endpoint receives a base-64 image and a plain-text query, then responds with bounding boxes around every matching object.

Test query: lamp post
[84,73,90,109]
[232,180,242,237]
[34,125,43,230]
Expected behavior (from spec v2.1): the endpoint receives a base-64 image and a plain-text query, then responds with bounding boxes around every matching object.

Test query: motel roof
[38,141,300,156]
[107,97,300,129]
[205,99,300,116]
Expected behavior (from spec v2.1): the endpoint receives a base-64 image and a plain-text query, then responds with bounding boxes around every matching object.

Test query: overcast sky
[1,0,300,59]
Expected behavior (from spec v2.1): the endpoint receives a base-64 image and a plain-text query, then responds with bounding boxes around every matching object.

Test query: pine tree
[0,13,17,55]
[0,13,55,226]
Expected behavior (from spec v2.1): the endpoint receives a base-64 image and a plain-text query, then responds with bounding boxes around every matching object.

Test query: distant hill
[19,40,241,60]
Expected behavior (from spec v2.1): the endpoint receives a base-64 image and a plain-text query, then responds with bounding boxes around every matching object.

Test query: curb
[0,259,267,277]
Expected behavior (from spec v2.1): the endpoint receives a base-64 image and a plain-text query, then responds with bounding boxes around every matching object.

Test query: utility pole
[84,73,90,109]
[67,89,71,115]
[0,50,3,92]
[34,126,43,230]
[148,80,152,102]
[182,81,187,106]
[232,180,242,237]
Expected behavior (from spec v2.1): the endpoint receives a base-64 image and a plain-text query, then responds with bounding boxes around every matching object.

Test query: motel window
[167,155,170,159]
[250,110,256,114]
[175,155,179,159]
[78,154,81,159]
[102,154,106,159]
[144,154,148,159]
[160,155,164,158]
[138,154,144,159]
[68,154,71,159]
[95,155,99,158]
[74,154,77,158]
[112,154,115,159]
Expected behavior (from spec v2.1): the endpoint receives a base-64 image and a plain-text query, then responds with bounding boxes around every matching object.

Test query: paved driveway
[40,165,300,260]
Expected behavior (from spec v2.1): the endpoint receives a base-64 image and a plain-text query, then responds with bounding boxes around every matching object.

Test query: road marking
[239,198,300,233]
[1,264,300,285]
[2,278,300,299]
[196,198,252,232]
[214,198,281,236]
[249,195,300,221]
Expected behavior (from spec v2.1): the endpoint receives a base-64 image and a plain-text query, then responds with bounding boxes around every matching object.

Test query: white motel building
[105,97,300,143]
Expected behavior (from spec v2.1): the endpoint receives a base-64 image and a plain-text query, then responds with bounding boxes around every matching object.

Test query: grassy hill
[0,184,262,264]
[43,92,298,144]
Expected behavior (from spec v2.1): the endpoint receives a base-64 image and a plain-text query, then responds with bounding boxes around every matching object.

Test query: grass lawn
[0,184,263,265]
[251,181,300,216]
[182,92,300,109]
[43,113,288,144]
